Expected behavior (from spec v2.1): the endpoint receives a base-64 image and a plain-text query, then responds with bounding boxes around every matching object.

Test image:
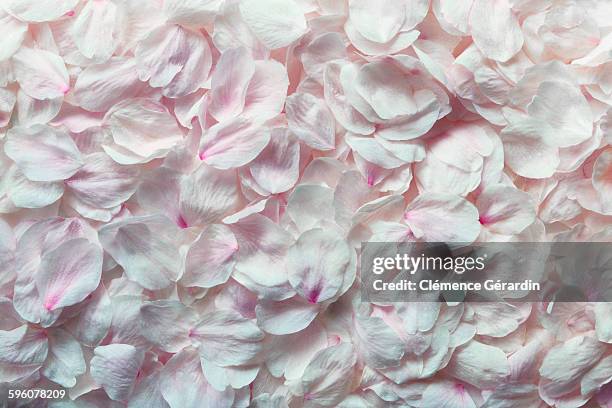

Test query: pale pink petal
[106,296,149,348]
[90,344,144,402]
[241,60,289,123]
[159,347,234,408]
[179,163,240,226]
[41,328,85,388]
[65,285,112,347]
[208,47,255,123]
[98,215,184,290]
[212,1,267,58]
[324,62,375,136]
[286,92,336,150]
[594,303,612,343]
[446,341,510,388]
[200,361,259,392]
[5,165,64,208]
[15,91,62,126]
[581,355,612,396]
[239,0,308,49]
[592,149,612,203]
[3,0,78,22]
[346,134,407,169]
[287,228,351,304]
[136,167,182,226]
[476,185,536,234]
[250,128,300,194]
[190,310,264,367]
[404,193,481,242]
[286,184,335,232]
[469,0,523,62]
[433,0,473,35]
[5,124,83,182]
[420,380,477,408]
[182,224,237,288]
[501,114,560,179]
[65,152,139,213]
[301,343,357,407]
[71,0,119,62]
[256,296,319,335]
[71,57,150,113]
[129,369,169,408]
[140,300,197,353]
[265,319,327,379]
[103,98,183,165]
[35,238,102,311]
[355,314,405,369]
[163,0,223,28]
[348,0,405,43]
[229,214,293,300]
[199,118,270,169]
[0,9,27,60]
[12,48,69,100]
[415,153,481,196]
[301,33,347,84]
[135,24,212,98]
[0,325,48,383]
[344,20,420,56]
[0,88,15,127]
[539,336,606,399]
[469,303,528,337]
[527,81,593,148]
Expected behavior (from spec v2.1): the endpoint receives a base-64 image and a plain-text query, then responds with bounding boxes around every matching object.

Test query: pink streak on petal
[177,214,189,229]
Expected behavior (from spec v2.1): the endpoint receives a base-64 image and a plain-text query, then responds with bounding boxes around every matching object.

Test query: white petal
[250,129,300,194]
[12,48,69,100]
[469,0,523,62]
[420,380,476,408]
[348,0,405,43]
[200,119,270,169]
[3,0,78,22]
[256,296,319,335]
[208,47,255,123]
[241,60,289,123]
[6,165,64,208]
[35,238,102,311]
[287,228,351,304]
[446,341,509,388]
[527,81,593,148]
[190,310,263,367]
[0,325,48,383]
[140,300,197,353]
[41,328,85,388]
[239,0,308,49]
[355,315,405,369]
[301,343,357,407]
[159,347,234,408]
[71,0,118,62]
[182,224,237,288]
[103,106,181,165]
[5,124,83,182]
[0,10,27,60]
[91,344,144,402]
[179,164,239,226]
[476,185,536,235]
[136,24,212,98]
[72,57,150,113]
[404,193,481,242]
[98,215,184,290]
[286,93,336,150]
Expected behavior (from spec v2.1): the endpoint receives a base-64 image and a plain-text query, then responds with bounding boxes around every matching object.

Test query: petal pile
[0,0,611,407]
